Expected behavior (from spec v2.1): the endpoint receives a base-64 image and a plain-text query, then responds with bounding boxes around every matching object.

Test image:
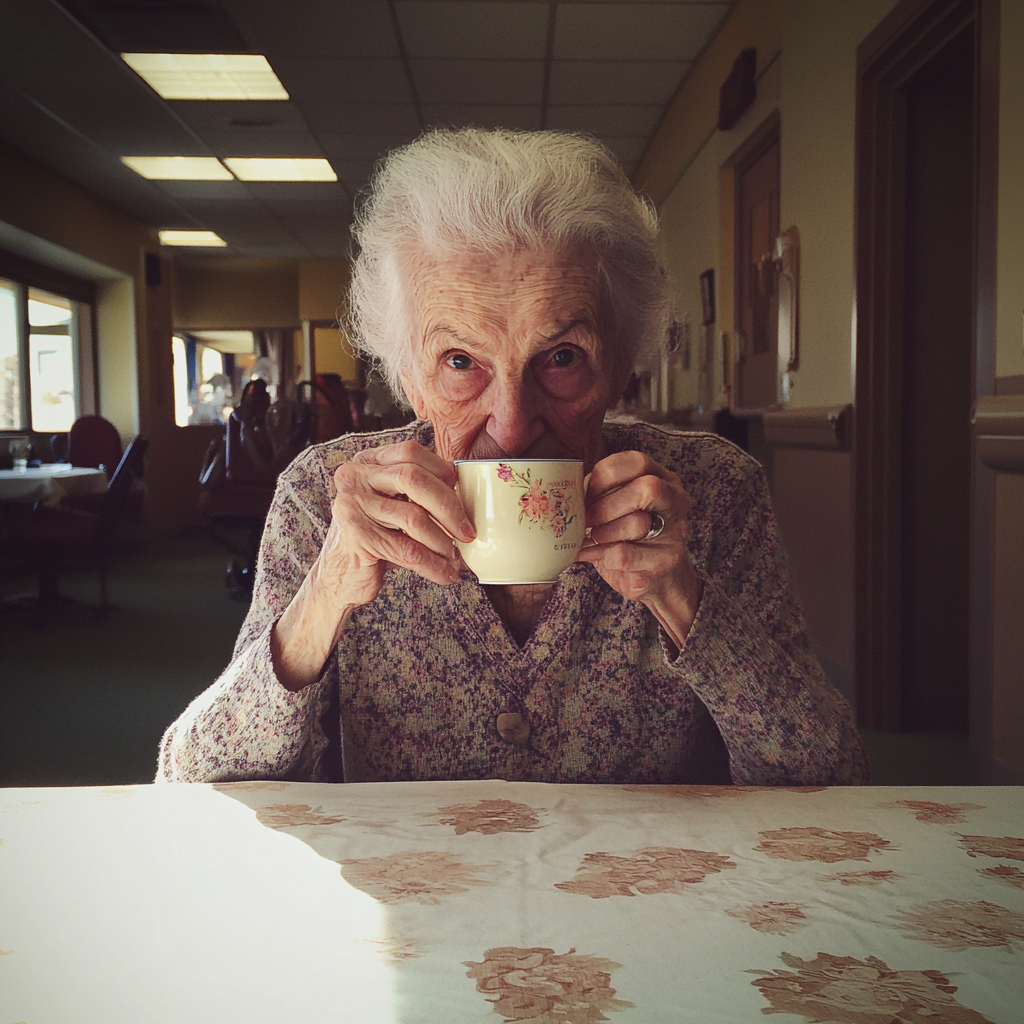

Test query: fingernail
[461,518,475,539]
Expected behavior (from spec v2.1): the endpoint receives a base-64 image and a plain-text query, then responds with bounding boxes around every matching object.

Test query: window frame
[0,248,97,442]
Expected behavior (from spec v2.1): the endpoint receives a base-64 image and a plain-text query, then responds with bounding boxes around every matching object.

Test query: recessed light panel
[121,53,289,101]
[159,230,227,247]
[223,157,338,181]
[121,156,233,180]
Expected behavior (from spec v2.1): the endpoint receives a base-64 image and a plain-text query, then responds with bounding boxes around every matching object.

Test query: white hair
[346,127,671,401]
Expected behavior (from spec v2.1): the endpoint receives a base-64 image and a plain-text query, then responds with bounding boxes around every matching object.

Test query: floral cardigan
[159,420,868,786]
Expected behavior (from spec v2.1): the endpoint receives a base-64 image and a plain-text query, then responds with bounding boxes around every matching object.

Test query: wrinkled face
[400,247,620,470]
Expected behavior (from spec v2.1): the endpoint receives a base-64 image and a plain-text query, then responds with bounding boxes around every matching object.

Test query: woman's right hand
[271,440,475,690]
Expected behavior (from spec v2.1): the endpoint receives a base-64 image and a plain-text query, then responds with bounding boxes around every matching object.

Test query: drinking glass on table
[8,437,30,471]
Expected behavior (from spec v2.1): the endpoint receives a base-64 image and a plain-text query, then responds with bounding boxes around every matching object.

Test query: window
[0,278,21,430]
[171,331,255,426]
[28,289,77,432]
[0,254,95,436]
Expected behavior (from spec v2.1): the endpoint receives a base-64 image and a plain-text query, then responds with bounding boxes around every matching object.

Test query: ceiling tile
[263,203,352,226]
[600,136,649,167]
[548,60,687,105]
[317,134,405,186]
[554,3,728,61]
[1,0,716,263]
[222,0,399,58]
[0,96,189,227]
[274,57,414,107]
[301,102,421,136]
[168,101,311,134]
[199,131,325,159]
[396,2,548,59]
[179,201,281,232]
[156,181,253,200]
[231,242,316,259]
[546,103,662,137]
[421,104,543,131]
[242,181,351,202]
[412,59,544,105]
[318,134,410,162]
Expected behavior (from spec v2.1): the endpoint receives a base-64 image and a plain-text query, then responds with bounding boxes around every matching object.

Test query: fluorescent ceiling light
[223,157,337,181]
[121,156,233,180]
[159,230,227,247]
[121,53,288,101]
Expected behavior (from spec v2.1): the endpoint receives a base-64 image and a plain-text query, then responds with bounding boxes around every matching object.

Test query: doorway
[854,0,998,746]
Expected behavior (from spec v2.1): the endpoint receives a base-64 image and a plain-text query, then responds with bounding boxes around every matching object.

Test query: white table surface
[1,781,1022,1024]
[0,464,107,505]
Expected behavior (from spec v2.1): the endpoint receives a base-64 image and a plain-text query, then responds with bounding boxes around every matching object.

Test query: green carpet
[1,531,248,786]
[1,531,972,787]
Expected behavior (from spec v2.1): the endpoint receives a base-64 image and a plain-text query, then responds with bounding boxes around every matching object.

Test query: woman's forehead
[409,247,602,315]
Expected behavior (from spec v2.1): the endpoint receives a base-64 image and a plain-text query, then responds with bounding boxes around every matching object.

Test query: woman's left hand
[577,450,703,649]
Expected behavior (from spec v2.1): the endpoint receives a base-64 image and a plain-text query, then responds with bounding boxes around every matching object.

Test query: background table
[2,781,1022,1023]
[0,464,107,506]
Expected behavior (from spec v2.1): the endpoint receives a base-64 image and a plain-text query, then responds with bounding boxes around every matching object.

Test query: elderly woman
[160,128,867,786]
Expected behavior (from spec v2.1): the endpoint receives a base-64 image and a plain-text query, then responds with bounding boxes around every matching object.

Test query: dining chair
[66,415,122,478]
[2,435,148,621]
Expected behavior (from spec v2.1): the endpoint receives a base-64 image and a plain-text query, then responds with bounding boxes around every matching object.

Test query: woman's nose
[485,375,544,456]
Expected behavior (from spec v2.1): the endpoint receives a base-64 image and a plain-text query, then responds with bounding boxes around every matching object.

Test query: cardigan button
[496,713,530,747]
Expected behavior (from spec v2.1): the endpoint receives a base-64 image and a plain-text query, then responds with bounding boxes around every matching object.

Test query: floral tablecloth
[1,781,1022,1023]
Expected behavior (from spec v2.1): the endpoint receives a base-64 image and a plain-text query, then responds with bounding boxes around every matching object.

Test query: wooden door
[735,135,780,410]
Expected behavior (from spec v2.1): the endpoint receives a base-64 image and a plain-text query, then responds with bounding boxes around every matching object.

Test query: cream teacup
[455,459,586,584]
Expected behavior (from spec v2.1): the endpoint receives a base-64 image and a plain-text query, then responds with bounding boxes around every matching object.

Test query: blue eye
[446,353,473,370]
[551,348,578,368]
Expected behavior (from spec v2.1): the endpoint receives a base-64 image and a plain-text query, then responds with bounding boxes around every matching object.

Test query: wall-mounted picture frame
[700,268,716,326]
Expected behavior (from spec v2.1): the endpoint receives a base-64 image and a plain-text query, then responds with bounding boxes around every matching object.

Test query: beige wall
[0,141,152,443]
[298,259,351,322]
[95,276,138,439]
[173,258,300,331]
[779,0,899,406]
[657,60,781,410]
[648,0,898,411]
[0,142,155,278]
[634,0,781,207]
[640,0,900,714]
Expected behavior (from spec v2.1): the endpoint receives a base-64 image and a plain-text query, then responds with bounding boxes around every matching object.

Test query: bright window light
[159,230,227,247]
[121,156,233,180]
[121,53,289,101]
[223,157,337,181]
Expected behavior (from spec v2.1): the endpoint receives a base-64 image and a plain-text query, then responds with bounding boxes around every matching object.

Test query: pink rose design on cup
[497,464,577,538]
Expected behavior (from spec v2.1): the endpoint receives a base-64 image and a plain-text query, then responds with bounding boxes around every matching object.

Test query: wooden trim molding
[974,394,1024,473]
[763,404,849,450]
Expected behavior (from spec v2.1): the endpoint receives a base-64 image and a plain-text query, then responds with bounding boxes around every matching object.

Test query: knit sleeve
[666,452,868,786]
[156,445,339,783]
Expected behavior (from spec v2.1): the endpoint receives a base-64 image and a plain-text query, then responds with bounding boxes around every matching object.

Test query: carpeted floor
[0,531,249,786]
[1,531,971,787]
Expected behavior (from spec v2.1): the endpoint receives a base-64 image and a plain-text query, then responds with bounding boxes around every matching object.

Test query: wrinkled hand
[576,450,703,648]
[318,440,474,606]
[273,440,474,690]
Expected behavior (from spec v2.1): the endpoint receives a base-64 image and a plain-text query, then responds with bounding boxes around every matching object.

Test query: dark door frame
[853,0,999,771]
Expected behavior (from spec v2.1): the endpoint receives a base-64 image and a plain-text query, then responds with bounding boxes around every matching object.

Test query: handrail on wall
[974,394,1024,473]
[762,404,850,450]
